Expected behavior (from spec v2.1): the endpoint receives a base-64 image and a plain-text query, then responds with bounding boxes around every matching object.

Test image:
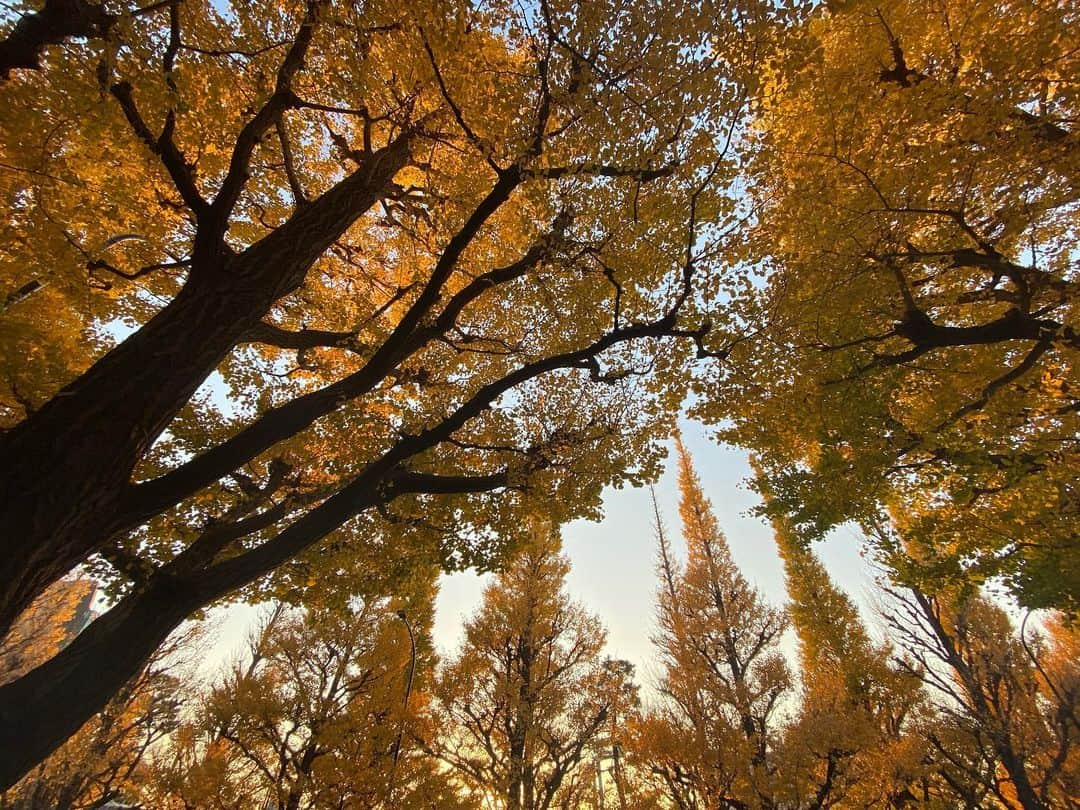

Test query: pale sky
[199,419,880,689]
[432,419,882,687]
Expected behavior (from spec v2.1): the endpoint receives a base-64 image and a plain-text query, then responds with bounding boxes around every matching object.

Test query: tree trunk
[0,135,411,639]
[522,763,536,810]
[0,440,453,788]
[283,742,320,810]
[0,270,260,640]
[995,744,1046,810]
[507,729,526,810]
[0,577,198,789]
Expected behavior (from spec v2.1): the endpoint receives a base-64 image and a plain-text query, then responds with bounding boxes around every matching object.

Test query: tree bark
[0,134,412,639]
[995,747,1046,810]
[0,577,197,790]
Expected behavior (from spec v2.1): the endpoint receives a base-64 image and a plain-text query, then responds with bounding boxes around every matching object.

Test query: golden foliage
[701,0,1080,612]
[430,520,635,809]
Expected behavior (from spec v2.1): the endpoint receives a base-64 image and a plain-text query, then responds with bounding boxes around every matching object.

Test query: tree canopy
[0,0,770,784]
[430,520,634,809]
[702,0,1079,612]
[1,0,1077,792]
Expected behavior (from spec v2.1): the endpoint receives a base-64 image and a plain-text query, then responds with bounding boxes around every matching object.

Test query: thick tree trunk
[522,763,536,810]
[0,136,411,639]
[507,732,525,810]
[0,271,262,639]
[0,577,198,790]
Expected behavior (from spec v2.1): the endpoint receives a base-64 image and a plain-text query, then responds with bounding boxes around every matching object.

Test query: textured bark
[0,578,195,790]
[0,134,412,639]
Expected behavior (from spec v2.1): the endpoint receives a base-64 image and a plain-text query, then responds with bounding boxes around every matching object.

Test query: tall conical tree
[763,491,926,808]
[772,523,869,682]
[634,435,790,808]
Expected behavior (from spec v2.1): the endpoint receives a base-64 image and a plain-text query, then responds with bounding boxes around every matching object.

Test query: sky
[431,418,882,688]
[198,418,881,688]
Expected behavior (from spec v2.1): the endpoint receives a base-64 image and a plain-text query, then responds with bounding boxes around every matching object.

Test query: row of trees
[0,0,1074,788]
[5,440,1076,809]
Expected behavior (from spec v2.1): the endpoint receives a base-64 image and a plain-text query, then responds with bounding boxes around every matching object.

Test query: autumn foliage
[0,0,1076,799]
[7,443,1077,809]
[706,0,1078,612]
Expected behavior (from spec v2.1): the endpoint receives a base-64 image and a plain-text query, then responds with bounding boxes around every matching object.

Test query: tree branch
[110,81,209,217]
[209,0,323,227]
[240,321,360,352]
[276,116,308,207]
[0,0,113,78]
[523,162,676,182]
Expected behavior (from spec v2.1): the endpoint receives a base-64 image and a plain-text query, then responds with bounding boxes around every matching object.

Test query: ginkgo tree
[703,0,1078,611]
[765,505,927,808]
[883,585,1080,810]
[429,519,635,810]
[0,0,770,787]
[632,438,792,808]
[138,586,458,810]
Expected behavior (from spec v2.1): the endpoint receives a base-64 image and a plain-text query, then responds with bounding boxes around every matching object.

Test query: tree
[430,519,634,810]
[139,579,460,810]
[0,0,772,783]
[1031,616,1080,804]
[765,501,927,809]
[632,437,790,808]
[701,0,1079,612]
[0,579,189,810]
[884,587,1080,809]
[0,577,96,682]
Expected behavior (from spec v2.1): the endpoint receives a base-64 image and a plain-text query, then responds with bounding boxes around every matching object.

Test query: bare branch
[524,162,677,182]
